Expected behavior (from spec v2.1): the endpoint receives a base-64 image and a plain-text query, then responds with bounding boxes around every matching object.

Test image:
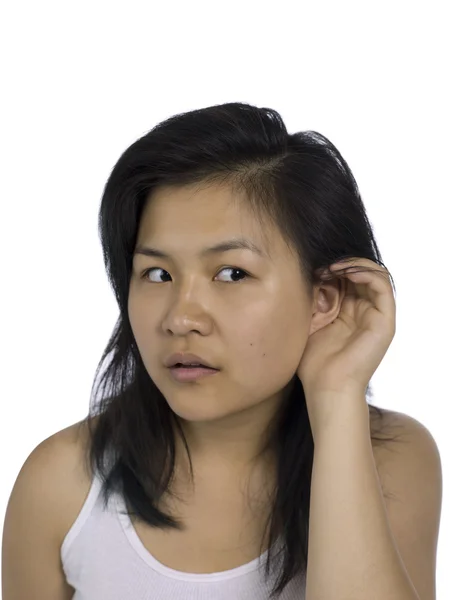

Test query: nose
[161,282,213,336]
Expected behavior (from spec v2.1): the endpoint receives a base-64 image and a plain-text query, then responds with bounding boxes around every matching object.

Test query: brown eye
[141,268,171,283]
[140,266,250,284]
[214,267,249,283]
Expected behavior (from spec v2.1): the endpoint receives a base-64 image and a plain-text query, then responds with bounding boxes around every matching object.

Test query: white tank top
[60,467,306,599]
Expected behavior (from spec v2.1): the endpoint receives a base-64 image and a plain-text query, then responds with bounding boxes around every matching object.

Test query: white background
[1,1,447,597]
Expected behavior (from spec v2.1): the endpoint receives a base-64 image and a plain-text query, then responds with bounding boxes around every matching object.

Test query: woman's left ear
[308,277,345,336]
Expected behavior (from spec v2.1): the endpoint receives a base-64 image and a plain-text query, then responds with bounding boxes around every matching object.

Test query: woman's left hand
[297,258,396,413]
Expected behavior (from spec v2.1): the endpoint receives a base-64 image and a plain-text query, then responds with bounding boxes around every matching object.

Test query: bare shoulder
[2,417,99,599]
[369,407,441,485]
[369,406,436,441]
[48,416,100,545]
[22,416,99,546]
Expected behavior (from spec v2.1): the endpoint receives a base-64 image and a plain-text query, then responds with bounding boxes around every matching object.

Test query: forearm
[305,395,420,600]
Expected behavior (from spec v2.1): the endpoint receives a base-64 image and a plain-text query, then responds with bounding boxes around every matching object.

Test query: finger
[343,267,396,326]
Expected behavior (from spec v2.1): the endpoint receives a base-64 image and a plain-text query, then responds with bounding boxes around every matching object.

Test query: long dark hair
[81,102,403,598]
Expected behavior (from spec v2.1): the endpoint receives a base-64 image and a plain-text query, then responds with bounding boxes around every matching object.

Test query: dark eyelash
[140,267,250,283]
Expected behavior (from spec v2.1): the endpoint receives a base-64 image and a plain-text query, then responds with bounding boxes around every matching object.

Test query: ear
[309,277,345,335]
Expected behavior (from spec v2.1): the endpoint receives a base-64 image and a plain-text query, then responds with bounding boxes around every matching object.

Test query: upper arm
[2,433,76,600]
[374,412,443,600]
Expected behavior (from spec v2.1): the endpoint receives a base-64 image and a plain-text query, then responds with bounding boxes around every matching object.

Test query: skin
[128,181,344,491]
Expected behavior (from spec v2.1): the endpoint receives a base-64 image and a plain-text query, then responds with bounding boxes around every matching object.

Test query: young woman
[3,102,441,600]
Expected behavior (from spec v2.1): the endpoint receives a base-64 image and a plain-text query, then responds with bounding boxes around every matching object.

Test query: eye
[141,267,171,283]
[140,267,250,284]
[215,267,249,283]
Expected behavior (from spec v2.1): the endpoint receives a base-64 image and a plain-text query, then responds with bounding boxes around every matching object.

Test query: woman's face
[128,182,322,455]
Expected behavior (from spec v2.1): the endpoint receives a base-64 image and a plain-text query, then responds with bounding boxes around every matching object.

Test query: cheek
[231,303,309,382]
[127,303,156,362]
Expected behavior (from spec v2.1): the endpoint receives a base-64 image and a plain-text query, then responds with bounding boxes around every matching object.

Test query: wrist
[304,390,370,441]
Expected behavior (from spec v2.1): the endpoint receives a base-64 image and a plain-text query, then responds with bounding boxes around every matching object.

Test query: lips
[172,363,214,369]
[173,364,192,367]
[165,352,218,370]
[169,364,220,382]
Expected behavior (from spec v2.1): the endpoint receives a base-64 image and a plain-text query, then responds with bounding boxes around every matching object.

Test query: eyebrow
[133,237,268,260]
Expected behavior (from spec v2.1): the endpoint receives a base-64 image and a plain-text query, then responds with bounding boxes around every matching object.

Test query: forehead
[137,183,278,253]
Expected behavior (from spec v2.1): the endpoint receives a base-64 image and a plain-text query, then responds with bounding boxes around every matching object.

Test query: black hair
[80,102,403,598]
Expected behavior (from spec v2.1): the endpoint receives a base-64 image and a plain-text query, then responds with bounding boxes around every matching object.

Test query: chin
[163,394,238,423]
